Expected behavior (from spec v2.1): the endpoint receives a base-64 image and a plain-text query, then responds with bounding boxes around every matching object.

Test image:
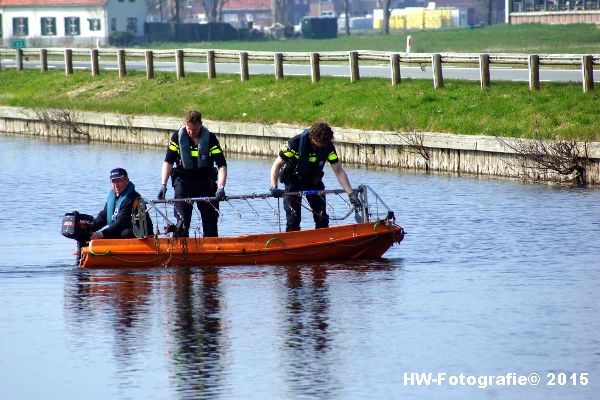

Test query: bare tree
[272,0,287,25]
[343,0,351,36]
[395,130,431,172]
[201,0,228,23]
[378,0,391,35]
[147,0,167,22]
[32,108,90,141]
[497,134,591,185]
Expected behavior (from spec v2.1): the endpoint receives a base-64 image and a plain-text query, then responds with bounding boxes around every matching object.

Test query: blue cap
[110,167,128,181]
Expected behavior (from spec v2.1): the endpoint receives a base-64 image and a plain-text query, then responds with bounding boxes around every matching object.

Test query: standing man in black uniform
[158,110,227,237]
[269,122,361,232]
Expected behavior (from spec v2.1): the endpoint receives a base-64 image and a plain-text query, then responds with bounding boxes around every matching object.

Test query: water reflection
[65,270,154,369]
[167,267,226,399]
[64,268,226,399]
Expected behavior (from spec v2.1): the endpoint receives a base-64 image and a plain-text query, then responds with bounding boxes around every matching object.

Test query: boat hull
[79,221,404,268]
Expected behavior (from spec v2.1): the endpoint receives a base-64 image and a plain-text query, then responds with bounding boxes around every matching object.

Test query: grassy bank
[0,69,598,141]
[148,24,600,54]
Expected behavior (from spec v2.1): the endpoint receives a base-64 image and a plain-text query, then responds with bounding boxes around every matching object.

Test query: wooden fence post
[40,49,48,72]
[274,52,284,80]
[528,55,540,91]
[479,54,490,89]
[390,53,401,86]
[207,50,216,79]
[582,55,594,93]
[176,49,185,79]
[432,53,444,89]
[91,49,99,76]
[16,48,23,71]
[118,49,126,78]
[64,49,73,75]
[145,50,154,80]
[311,52,320,83]
[350,51,360,82]
[239,51,249,81]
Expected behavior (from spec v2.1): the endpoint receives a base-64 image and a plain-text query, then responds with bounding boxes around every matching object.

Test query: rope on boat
[264,237,286,248]
[88,249,111,256]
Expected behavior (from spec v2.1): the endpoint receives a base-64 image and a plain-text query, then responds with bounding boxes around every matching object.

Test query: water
[0,134,599,400]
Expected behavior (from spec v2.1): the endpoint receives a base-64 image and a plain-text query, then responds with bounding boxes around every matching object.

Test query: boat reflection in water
[63,261,397,398]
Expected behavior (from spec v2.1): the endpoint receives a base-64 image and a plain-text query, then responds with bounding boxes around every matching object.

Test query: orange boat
[80,220,404,268]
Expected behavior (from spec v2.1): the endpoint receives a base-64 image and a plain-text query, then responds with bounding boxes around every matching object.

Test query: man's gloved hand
[157,184,167,200]
[348,190,362,208]
[270,186,284,198]
[215,187,226,201]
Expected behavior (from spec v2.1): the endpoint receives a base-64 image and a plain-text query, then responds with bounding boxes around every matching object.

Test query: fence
[0,47,597,93]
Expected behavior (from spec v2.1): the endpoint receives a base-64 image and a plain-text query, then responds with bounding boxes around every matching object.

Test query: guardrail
[0,47,597,93]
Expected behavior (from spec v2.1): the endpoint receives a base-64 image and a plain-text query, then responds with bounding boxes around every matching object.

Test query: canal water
[0,134,598,400]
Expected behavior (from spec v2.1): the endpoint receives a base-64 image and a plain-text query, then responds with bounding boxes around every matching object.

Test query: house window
[89,18,101,31]
[13,17,29,36]
[41,17,57,36]
[65,17,80,35]
[111,18,117,32]
[126,17,137,32]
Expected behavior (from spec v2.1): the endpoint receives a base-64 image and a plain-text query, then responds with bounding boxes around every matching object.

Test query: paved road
[1,59,596,83]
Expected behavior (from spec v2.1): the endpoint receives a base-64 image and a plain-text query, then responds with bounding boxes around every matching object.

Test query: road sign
[12,39,26,49]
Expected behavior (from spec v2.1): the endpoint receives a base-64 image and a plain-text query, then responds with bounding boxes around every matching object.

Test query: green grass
[1,69,598,141]
[145,24,600,54]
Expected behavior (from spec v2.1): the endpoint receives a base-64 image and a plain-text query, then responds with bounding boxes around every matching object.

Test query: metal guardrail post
[40,49,48,72]
[528,55,540,91]
[432,53,444,89]
[64,49,73,75]
[118,49,126,78]
[311,52,320,83]
[390,53,401,86]
[479,54,490,89]
[91,49,99,76]
[274,52,284,80]
[207,50,216,79]
[176,49,184,79]
[582,55,594,93]
[16,48,23,71]
[350,51,360,82]
[239,51,249,81]
[145,50,154,80]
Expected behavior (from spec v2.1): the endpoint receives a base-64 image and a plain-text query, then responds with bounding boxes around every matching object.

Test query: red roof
[223,0,271,10]
[0,0,107,6]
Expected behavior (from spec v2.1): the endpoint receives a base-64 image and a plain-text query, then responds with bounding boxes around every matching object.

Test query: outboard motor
[61,211,95,243]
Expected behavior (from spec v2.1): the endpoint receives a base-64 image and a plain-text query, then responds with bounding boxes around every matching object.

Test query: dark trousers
[173,179,219,237]
[283,181,329,232]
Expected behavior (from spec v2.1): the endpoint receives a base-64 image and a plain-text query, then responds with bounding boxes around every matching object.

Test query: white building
[0,0,147,47]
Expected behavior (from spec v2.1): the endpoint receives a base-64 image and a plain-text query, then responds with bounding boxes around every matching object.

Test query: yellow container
[441,10,453,27]
[406,10,424,30]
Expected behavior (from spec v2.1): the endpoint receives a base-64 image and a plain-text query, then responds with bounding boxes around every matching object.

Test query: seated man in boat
[157,110,228,237]
[269,122,361,232]
[89,167,153,240]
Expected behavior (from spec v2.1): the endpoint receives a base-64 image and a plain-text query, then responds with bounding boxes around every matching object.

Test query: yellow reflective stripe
[308,156,317,162]
[191,150,198,157]
[283,151,295,158]
[328,152,338,161]
[210,148,222,155]
[169,142,179,152]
